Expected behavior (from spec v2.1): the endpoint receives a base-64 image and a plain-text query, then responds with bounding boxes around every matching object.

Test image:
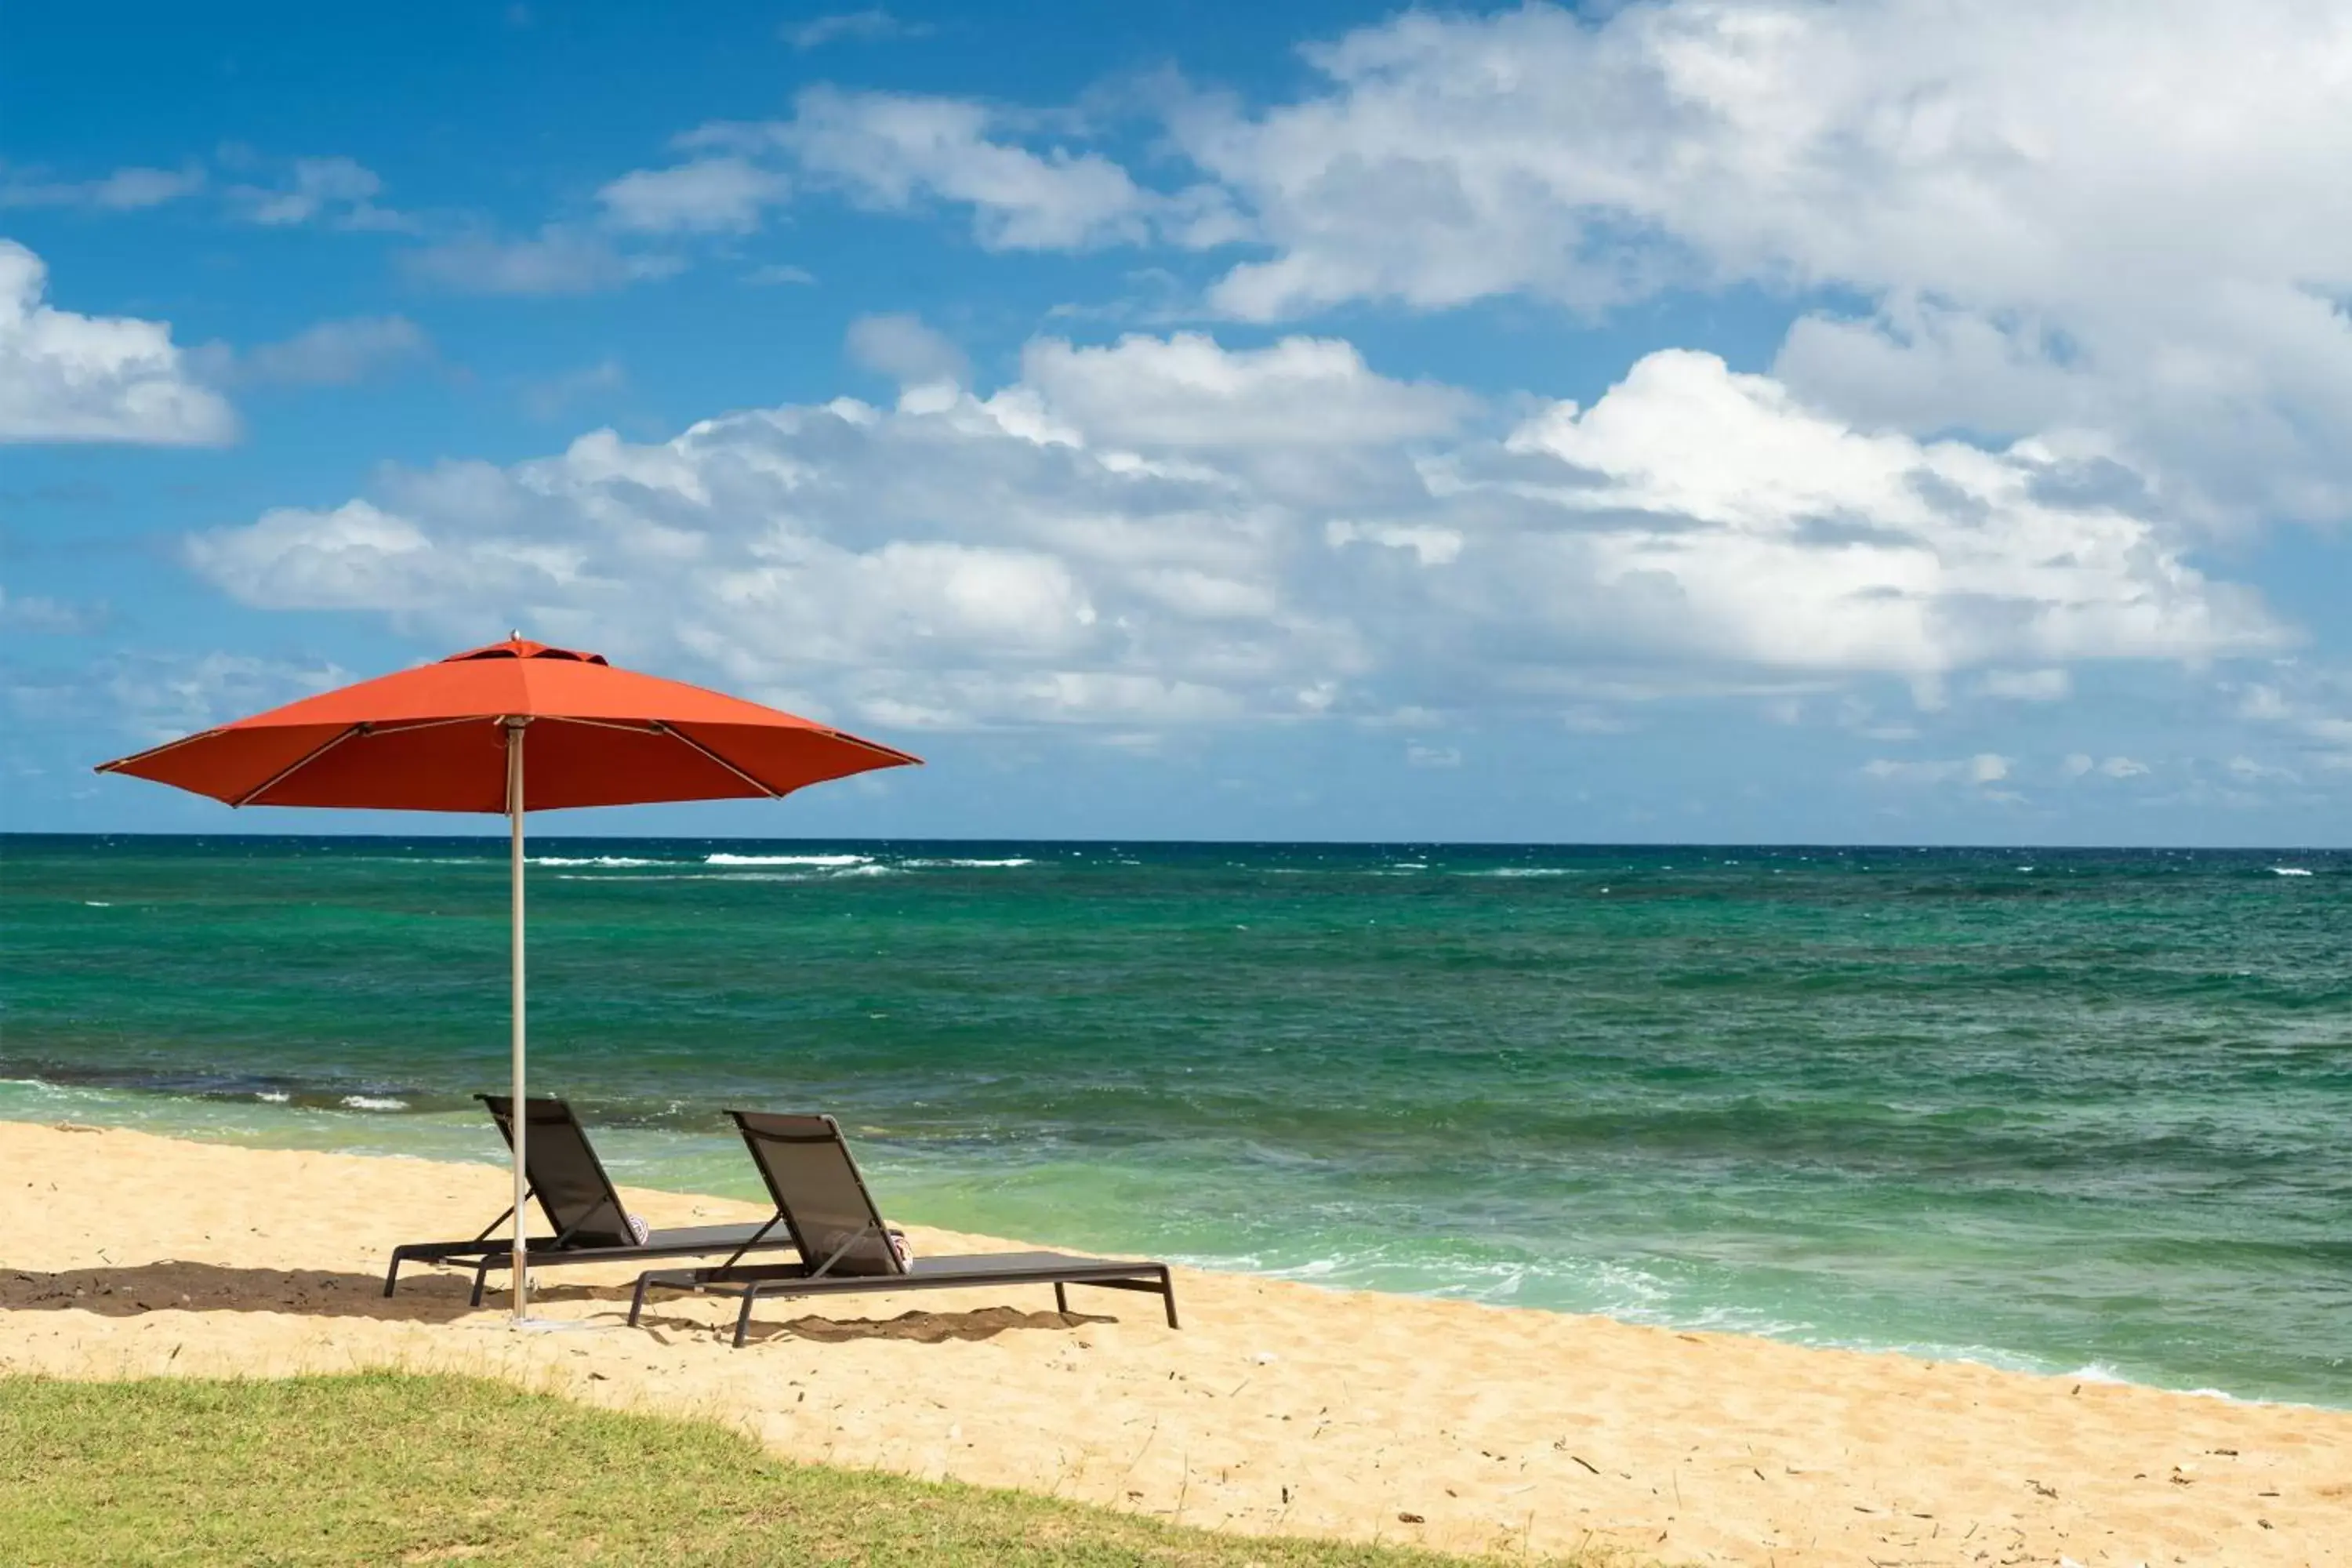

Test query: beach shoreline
[1,1075,2333,1414]
[13,835,2343,1410]
[4,1119,2346,1566]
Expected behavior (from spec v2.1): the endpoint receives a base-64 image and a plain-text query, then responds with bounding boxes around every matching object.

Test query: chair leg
[1054,1282,1069,1314]
[470,1261,493,1308]
[628,1274,652,1327]
[732,1289,757,1348]
[383,1252,405,1298]
[1161,1270,1180,1329]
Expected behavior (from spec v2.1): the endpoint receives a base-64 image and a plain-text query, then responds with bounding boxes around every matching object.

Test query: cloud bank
[185,332,2278,731]
[587,0,2352,532]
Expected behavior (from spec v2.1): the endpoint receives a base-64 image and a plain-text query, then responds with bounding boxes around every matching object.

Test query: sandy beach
[2,1120,2343,1566]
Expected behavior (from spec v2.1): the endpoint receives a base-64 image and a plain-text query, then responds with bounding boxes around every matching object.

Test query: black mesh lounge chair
[628,1111,1178,1346]
[383,1095,798,1305]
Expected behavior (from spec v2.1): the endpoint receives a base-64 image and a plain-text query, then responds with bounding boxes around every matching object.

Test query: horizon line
[2,831,2343,855]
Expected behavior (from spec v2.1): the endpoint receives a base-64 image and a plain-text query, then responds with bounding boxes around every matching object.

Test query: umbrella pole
[506,718,528,1323]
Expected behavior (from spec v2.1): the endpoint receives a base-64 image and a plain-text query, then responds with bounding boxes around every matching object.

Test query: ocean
[2,834,2345,1408]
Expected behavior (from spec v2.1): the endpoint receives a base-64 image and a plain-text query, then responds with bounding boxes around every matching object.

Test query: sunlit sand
[4,1120,2344,1566]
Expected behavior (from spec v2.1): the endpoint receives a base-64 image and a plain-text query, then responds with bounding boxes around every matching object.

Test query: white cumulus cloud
[598,157,789,234]
[181,332,2285,733]
[685,86,1166,252]
[1168,0,2352,528]
[1018,333,1470,450]
[1479,350,2277,674]
[0,240,235,445]
[704,2,2347,532]
[518,0,2352,535]
[561,0,2350,528]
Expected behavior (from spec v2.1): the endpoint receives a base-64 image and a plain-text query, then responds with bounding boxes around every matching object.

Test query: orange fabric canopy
[96,637,920,812]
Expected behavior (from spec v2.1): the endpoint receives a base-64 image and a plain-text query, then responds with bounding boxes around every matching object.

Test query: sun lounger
[383,1095,798,1305]
[627,1110,1178,1346]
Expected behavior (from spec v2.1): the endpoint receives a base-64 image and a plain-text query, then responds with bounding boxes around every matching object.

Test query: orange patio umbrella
[97,635,920,1320]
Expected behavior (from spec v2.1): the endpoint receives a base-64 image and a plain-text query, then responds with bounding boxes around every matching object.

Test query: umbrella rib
[229,724,368,808]
[561,713,916,771]
[816,729,924,767]
[553,717,661,734]
[648,720,784,798]
[366,715,495,735]
[93,724,228,774]
[95,713,490,781]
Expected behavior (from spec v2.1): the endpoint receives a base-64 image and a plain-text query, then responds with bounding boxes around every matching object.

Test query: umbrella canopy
[99,635,919,809]
[97,635,919,1323]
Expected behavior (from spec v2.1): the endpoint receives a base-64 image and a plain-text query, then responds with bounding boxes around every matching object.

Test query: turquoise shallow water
[2,834,2347,1406]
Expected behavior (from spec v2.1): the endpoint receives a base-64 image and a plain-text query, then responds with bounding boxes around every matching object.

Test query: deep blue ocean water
[2,834,2346,1406]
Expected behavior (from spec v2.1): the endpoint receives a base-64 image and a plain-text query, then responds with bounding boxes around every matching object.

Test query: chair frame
[382,1095,797,1305]
[627,1111,1179,1346]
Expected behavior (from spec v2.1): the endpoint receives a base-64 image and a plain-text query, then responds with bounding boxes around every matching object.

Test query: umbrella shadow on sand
[0,1261,632,1324]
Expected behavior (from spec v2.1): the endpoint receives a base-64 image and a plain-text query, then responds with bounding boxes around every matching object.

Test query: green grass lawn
[0,1373,1604,1566]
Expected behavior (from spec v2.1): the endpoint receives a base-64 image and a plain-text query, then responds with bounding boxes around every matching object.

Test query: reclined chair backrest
[728,1111,905,1278]
[479,1094,636,1248]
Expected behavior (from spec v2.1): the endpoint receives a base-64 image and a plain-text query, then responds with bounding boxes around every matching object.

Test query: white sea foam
[532,855,662,868]
[84,900,112,907]
[902,858,1036,869]
[339,1095,408,1112]
[2271,866,2314,877]
[255,1091,291,1104]
[562,870,884,883]
[1464,867,1573,878]
[705,852,872,867]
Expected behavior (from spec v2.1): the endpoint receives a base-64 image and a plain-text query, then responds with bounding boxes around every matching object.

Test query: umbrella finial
[509,628,521,641]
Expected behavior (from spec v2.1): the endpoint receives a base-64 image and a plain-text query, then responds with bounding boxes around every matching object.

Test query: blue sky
[5,0,2350,844]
